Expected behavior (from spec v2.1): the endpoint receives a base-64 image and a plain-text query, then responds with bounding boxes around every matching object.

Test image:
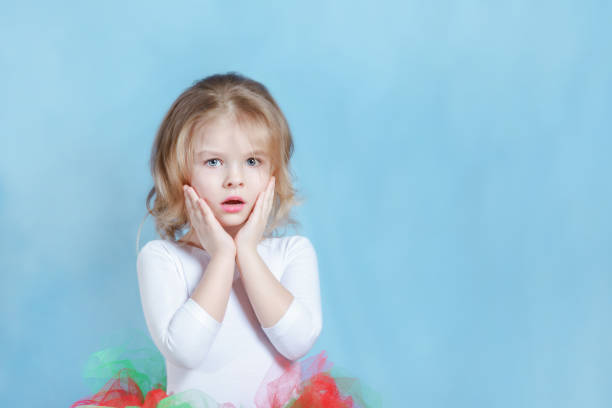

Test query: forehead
[192,115,270,154]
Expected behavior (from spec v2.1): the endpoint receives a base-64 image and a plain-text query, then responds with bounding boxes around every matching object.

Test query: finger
[184,188,195,216]
[199,198,221,228]
[267,177,275,206]
[263,177,275,216]
[186,187,207,220]
[262,189,271,218]
[197,198,211,220]
[184,194,199,231]
[184,185,194,205]
[251,190,264,220]
[185,188,199,217]
[186,186,197,205]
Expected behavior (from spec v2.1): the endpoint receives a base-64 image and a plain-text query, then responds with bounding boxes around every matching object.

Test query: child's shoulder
[264,234,316,256]
[264,233,312,245]
[137,239,183,261]
[139,239,171,252]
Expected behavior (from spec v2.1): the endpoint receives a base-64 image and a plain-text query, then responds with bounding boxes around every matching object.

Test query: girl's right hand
[183,185,236,259]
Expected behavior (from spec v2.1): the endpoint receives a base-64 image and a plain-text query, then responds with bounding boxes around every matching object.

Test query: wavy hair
[136,72,303,252]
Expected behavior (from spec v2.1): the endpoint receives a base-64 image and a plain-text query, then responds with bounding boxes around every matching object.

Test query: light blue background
[1,1,611,407]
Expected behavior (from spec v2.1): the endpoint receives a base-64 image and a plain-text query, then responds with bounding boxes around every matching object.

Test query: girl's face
[188,114,272,236]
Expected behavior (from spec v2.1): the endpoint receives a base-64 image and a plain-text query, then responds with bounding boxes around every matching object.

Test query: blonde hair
[135,72,303,252]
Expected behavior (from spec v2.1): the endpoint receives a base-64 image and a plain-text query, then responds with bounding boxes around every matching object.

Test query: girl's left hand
[235,176,275,252]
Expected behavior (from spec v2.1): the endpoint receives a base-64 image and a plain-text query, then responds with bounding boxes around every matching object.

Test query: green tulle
[73,328,382,408]
[81,329,167,396]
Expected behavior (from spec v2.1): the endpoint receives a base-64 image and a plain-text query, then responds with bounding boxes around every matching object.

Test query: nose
[223,165,244,189]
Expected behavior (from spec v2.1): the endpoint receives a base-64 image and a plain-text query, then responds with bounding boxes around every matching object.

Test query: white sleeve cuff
[184,297,222,332]
[262,297,304,338]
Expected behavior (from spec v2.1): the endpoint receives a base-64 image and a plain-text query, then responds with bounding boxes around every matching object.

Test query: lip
[222,195,245,204]
[221,203,245,213]
[221,196,246,213]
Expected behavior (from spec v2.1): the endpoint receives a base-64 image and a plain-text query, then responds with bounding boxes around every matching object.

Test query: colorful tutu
[70,330,381,408]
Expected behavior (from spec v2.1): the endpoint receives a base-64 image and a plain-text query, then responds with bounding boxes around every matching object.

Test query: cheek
[254,169,271,187]
[191,177,214,199]
[253,180,268,197]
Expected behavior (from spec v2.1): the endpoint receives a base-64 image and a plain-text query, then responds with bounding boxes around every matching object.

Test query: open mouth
[221,195,245,205]
[221,196,246,213]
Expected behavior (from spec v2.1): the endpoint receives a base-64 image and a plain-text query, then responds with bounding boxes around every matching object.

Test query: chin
[219,214,246,226]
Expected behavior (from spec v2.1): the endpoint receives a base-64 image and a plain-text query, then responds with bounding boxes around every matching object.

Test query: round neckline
[171,237,273,254]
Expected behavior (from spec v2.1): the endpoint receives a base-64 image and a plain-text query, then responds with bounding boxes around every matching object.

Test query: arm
[137,241,233,369]
[189,252,236,323]
[237,236,323,361]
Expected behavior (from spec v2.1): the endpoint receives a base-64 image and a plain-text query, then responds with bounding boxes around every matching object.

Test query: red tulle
[71,368,168,408]
[255,350,355,408]
[292,372,354,408]
[72,350,373,408]
[142,389,169,408]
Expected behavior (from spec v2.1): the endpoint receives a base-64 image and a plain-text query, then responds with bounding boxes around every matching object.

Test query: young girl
[71,73,374,408]
[136,72,324,406]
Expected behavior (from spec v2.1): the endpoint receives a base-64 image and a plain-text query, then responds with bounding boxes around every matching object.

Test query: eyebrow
[196,149,268,158]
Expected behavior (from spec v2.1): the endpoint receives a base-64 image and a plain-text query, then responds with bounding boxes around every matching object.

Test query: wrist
[211,249,236,263]
[236,244,258,259]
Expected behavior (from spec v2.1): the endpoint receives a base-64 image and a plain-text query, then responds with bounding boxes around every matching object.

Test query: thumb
[197,198,217,224]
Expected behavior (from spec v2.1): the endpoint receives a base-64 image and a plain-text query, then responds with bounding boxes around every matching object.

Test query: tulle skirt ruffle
[70,331,380,408]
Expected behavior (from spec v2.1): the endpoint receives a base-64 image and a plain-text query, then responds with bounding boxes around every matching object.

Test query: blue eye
[205,158,261,168]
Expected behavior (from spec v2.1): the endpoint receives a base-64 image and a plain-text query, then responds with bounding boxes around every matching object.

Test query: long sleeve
[137,241,222,369]
[261,236,323,361]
